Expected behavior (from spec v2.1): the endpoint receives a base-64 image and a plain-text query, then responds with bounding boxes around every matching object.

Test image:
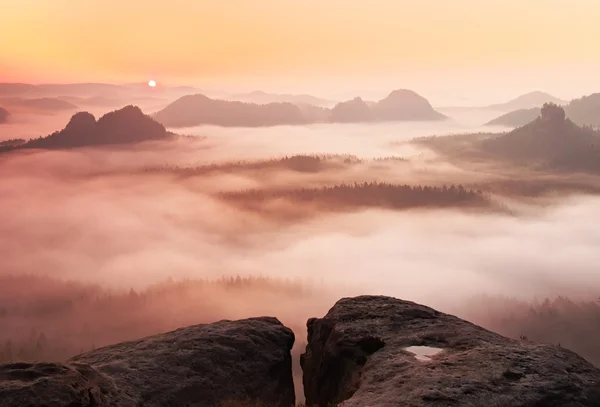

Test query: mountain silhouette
[0,107,9,123]
[372,89,447,121]
[330,97,374,123]
[153,94,312,128]
[486,108,541,127]
[19,105,168,149]
[481,104,600,172]
[486,91,566,111]
[487,93,600,128]
[154,90,446,127]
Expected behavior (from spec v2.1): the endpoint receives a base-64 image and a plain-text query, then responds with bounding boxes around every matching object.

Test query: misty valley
[1,86,600,406]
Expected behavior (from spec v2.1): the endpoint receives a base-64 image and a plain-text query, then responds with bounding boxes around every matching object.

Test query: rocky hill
[154,90,446,128]
[302,295,600,407]
[153,94,311,128]
[481,103,600,172]
[18,105,169,149]
[330,97,374,123]
[486,107,541,127]
[487,93,600,128]
[373,89,447,121]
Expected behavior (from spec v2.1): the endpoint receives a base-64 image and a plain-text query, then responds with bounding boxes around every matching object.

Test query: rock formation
[301,295,600,407]
[0,317,296,407]
[21,105,168,149]
[372,89,447,121]
[0,362,135,407]
[487,93,600,128]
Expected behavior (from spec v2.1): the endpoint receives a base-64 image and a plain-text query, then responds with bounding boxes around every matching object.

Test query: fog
[2,114,600,392]
[1,120,598,304]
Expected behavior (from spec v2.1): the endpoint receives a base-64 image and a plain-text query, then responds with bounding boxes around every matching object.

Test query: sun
[148,80,157,88]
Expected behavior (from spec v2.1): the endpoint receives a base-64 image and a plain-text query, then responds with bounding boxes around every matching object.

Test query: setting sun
[148,80,157,87]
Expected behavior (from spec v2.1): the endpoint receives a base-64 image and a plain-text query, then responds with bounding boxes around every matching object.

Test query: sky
[1,0,600,102]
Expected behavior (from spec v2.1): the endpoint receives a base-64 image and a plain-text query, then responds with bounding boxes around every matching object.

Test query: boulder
[0,362,135,407]
[72,317,296,407]
[0,317,295,407]
[301,296,600,407]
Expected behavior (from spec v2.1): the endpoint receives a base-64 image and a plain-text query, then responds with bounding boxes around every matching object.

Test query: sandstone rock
[0,361,135,407]
[301,295,600,407]
[72,317,295,407]
[22,105,168,149]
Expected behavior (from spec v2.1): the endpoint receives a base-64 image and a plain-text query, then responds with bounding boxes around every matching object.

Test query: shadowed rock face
[0,362,135,407]
[72,317,296,407]
[0,317,296,407]
[301,296,600,407]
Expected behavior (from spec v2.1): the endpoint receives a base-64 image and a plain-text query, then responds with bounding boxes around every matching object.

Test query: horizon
[2,0,600,104]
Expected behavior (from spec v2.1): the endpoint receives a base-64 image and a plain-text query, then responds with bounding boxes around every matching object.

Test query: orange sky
[1,0,599,98]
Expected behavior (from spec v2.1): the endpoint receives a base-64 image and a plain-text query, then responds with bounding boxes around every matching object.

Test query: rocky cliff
[301,295,600,407]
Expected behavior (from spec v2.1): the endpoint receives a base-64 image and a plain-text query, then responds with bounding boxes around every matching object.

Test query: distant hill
[373,89,447,121]
[0,107,9,123]
[330,97,374,123]
[15,105,168,149]
[486,91,566,111]
[481,103,600,172]
[486,108,541,127]
[0,97,78,112]
[331,90,446,123]
[565,93,600,128]
[486,93,600,128]
[233,91,334,107]
[153,94,312,127]
[155,90,446,127]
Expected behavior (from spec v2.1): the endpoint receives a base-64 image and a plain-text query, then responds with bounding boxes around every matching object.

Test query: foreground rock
[0,317,295,407]
[0,362,134,407]
[301,296,600,407]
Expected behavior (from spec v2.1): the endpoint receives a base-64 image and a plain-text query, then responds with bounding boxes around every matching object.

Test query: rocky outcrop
[21,105,168,149]
[0,317,296,407]
[0,362,135,407]
[301,296,600,407]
